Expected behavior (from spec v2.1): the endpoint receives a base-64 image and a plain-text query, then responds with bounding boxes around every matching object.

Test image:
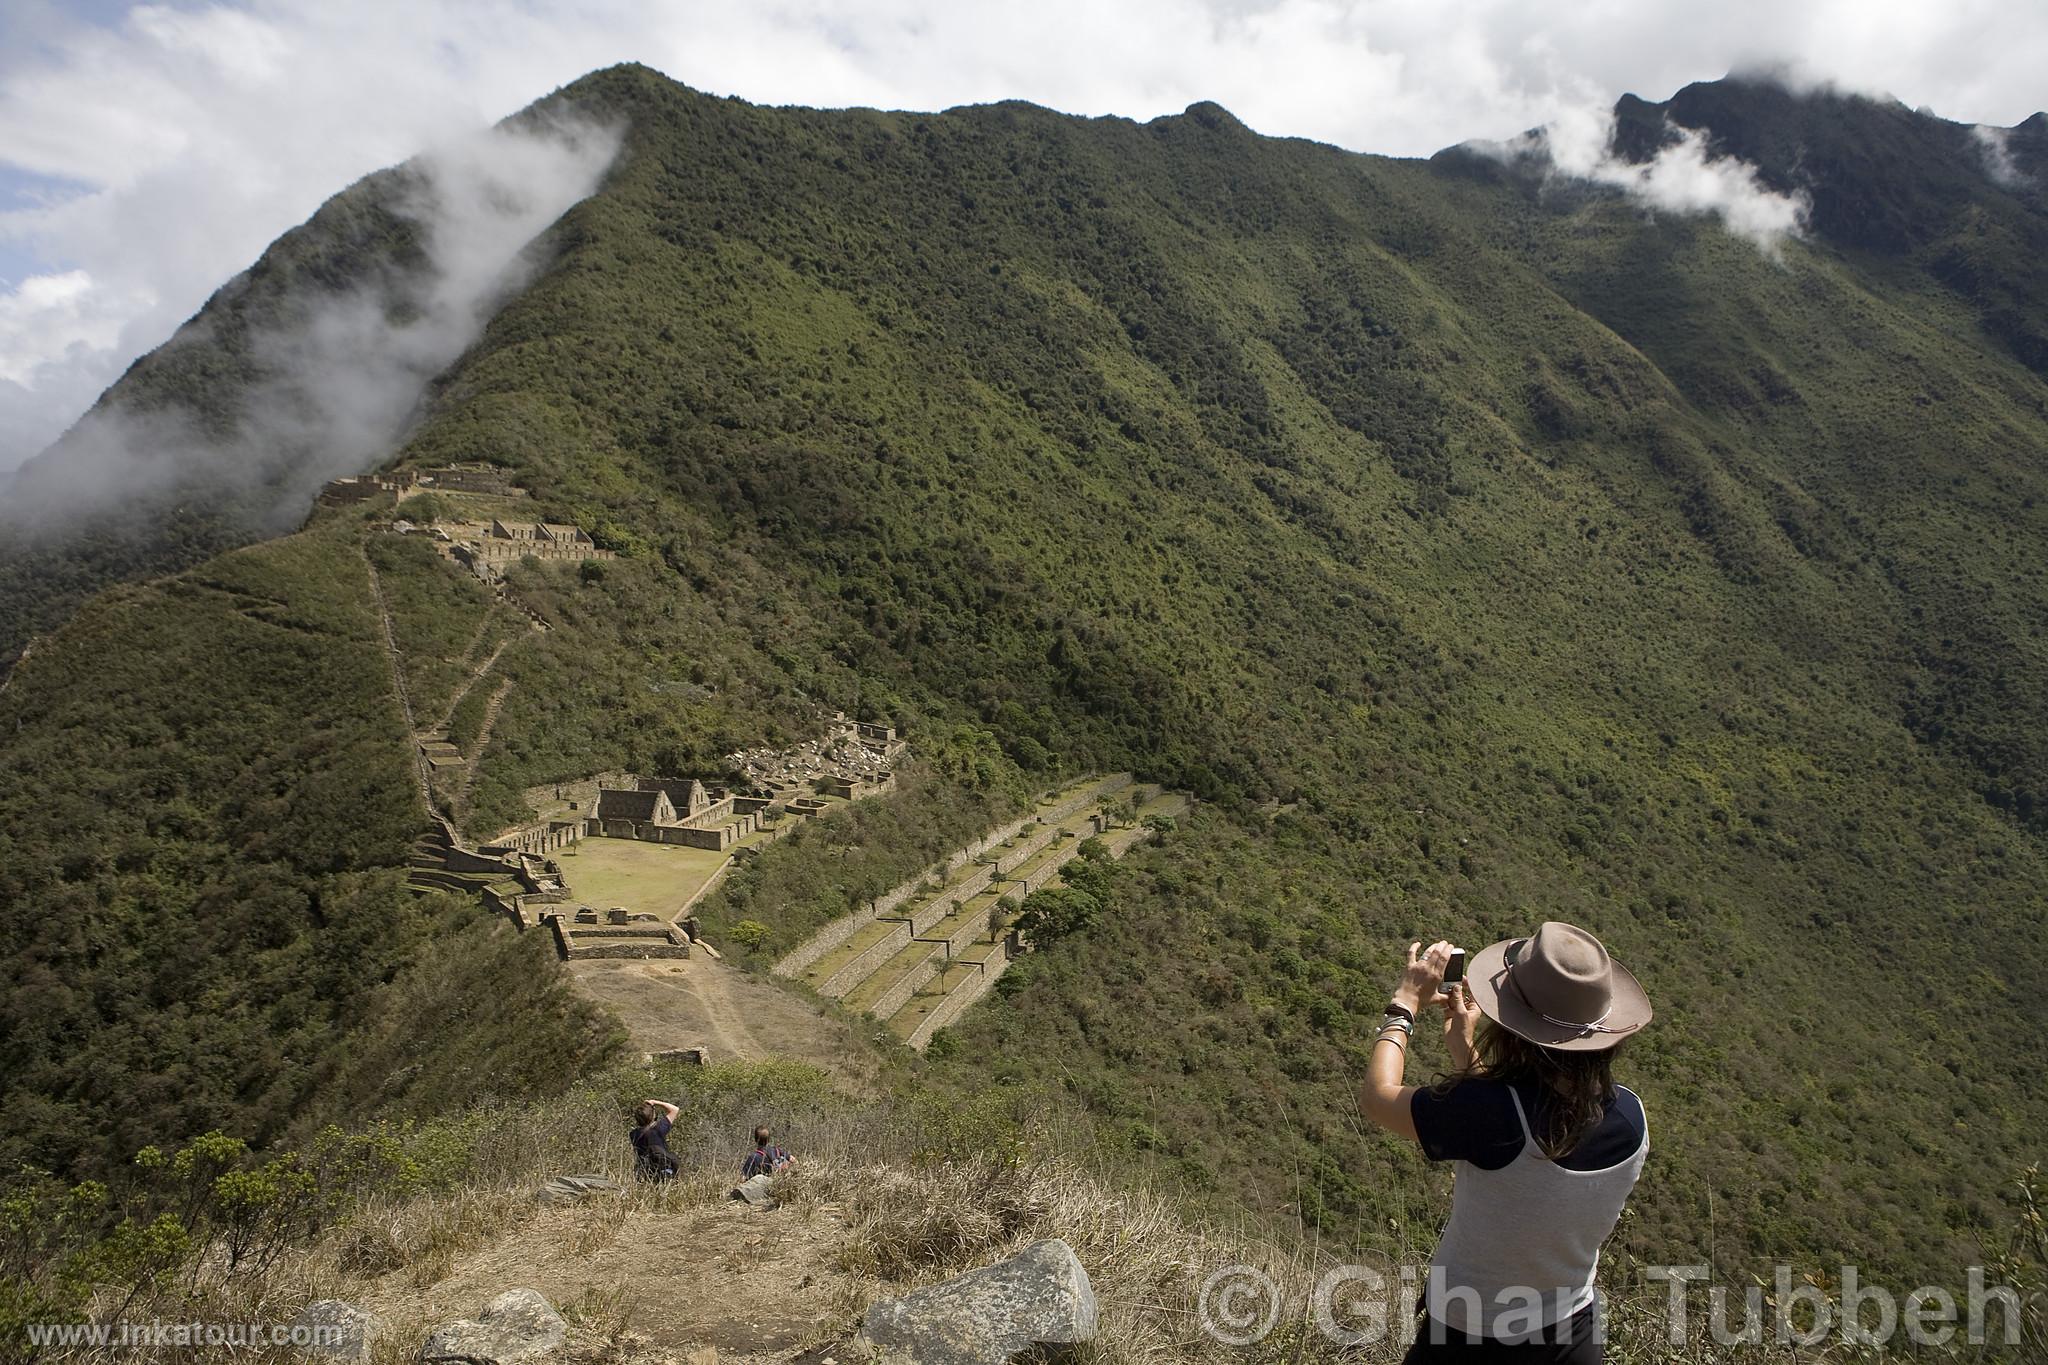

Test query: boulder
[652,1046,710,1065]
[419,1288,566,1363]
[858,1238,1097,1364]
[534,1173,622,1205]
[729,1172,776,1206]
[289,1300,379,1362]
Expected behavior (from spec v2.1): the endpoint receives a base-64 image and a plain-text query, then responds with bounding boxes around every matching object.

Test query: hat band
[1504,959,1631,1038]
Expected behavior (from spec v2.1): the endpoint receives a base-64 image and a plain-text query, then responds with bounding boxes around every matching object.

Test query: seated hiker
[630,1099,680,1181]
[739,1125,793,1178]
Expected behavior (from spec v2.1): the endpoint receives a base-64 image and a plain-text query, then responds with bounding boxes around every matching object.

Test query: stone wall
[774,772,1132,979]
[816,771,898,801]
[896,808,1180,1050]
[907,945,1011,1051]
[913,814,1071,928]
[817,807,1089,999]
[1009,841,1079,899]
[440,845,519,875]
[776,895,883,977]
[818,921,912,999]
[568,942,694,960]
[542,914,572,959]
[905,888,965,937]
[909,862,995,932]
[588,810,756,850]
[930,908,993,958]
[678,792,736,830]
[483,819,581,858]
[867,947,945,1021]
[882,773,1128,915]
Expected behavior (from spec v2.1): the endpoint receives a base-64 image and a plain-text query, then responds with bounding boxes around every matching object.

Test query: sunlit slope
[2,65,2044,1286]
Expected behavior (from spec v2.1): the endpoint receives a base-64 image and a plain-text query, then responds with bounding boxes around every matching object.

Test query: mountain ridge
[1,64,2045,1291]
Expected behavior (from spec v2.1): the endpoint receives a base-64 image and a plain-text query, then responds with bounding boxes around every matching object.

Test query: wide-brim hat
[1465,921,1651,1052]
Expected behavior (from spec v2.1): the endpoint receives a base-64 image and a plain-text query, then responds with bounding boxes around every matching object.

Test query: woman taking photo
[1357,921,1651,1362]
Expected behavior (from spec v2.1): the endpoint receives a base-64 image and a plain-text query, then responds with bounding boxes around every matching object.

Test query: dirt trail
[434,636,509,732]
[569,955,878,1089]
[451,678,514,822]
[363,549,434,817]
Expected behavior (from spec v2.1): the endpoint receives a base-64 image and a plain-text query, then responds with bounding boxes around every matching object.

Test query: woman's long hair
[1436,1018,1625,1159]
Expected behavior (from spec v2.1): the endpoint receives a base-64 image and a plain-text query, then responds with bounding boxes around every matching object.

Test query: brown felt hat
[1464,921,1651,1052]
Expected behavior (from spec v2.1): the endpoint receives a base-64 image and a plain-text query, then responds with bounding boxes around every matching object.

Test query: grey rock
[652,1046,710,1065]
[419,1288,566,1363]
[858,1238,1097,1364]
[730,1172,776,1206]
[534,1173,622,1205]
[289,1300,379,1362]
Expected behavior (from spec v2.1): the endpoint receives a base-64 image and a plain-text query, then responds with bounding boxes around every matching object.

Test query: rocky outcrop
[858,1238,1098,1364]
[533,1173,621,1205]
[290,1300,380,1362]
[419,1288,566,1363]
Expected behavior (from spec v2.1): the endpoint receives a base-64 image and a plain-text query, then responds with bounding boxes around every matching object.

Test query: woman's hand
[1392,940,1457,1015]
[1442,980,1482,1071]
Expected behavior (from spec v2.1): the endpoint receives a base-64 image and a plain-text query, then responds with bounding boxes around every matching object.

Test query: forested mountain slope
[2,64,2045,1287]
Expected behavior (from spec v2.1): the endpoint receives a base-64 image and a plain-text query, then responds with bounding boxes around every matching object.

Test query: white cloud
[1517,104,1811,254]
[1973,124,2027,189]
[5,114,621,527]
[1,0,2045,474]
[0,270,154,387]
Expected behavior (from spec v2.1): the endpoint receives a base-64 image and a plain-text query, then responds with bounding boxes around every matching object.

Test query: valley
[1,64,2045,1314]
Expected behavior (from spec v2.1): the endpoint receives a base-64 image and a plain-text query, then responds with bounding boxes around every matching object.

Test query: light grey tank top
[1426,1085,1648,1339]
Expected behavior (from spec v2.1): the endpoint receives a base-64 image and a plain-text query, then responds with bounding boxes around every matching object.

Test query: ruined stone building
[585,777,770,850]
[422,463,519,495]
[317,470,418,506]
[434,518,615,579]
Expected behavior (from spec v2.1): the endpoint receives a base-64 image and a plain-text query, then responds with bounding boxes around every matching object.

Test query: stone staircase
[404,815,520,897]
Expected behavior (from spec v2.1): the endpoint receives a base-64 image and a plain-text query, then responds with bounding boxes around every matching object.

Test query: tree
[1014,887,1101,947]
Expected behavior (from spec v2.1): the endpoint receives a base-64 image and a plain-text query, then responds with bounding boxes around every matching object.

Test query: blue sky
[1,0,2043,474]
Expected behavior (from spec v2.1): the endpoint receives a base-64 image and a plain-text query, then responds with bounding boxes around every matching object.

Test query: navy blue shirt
[631,1116,675,1178]
[741,1145,790,1178]
[1411,1078,1645,1171]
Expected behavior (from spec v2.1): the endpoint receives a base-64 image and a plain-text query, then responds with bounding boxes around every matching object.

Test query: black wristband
[1384,1002,1414,1023]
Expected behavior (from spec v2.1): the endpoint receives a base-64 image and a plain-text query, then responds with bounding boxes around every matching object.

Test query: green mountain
[3,65,2046,1289]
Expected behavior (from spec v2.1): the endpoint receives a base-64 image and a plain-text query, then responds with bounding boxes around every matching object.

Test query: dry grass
[33,1079,1887,1364]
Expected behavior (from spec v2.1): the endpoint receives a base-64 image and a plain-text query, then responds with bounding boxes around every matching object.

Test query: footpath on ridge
[775,774,1189,1050]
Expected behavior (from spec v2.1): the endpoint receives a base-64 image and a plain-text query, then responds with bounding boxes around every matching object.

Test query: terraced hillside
[3,66,2047,1292]
[775,775,1186,1046]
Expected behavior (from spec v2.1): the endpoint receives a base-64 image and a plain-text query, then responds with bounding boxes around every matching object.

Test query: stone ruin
[541,904,697,961]
[316,461,525,508]
[585,775,770,851]
[430,517,614,582]
[727,713,906,804]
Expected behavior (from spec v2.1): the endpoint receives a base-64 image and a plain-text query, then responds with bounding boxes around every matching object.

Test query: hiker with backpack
[629,1098,680,1181]
[1356,923,1652,1362]
[729,1124,794,1205]
[740,1124,794,1178]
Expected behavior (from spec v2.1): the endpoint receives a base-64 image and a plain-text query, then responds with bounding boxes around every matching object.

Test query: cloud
[1518,103,1811,253]
[1973,124,2027,189]
[0,270,154,388]
[2,112,620,530]
[1,0,2046,476]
